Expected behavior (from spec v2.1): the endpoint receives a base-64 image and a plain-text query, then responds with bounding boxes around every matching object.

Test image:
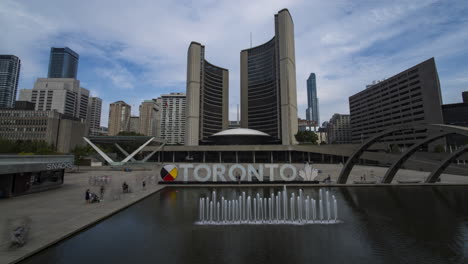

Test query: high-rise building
[19,78,89,119]
[129,116,140,134]
[306,73,319,126]
[186,42,229,146]
[108,101,131,136]
[328,114,351,144]
[0,55,21,108]
[48,47,79,79]
[349,58,444,147]
[158,93,186,144]
[139,100,159,136]
[240,9,298,145]
[87,97,102,136]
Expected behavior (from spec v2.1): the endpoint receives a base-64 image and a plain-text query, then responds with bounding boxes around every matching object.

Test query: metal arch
[425,145,468,183]
[381,132,451,183]
[337,125,418,184]
[337,123,468,184]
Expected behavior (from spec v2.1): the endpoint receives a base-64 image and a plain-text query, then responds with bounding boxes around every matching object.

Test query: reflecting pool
[21,186,468,264]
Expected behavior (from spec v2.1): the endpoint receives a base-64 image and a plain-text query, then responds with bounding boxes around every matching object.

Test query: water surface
[21,186,468,264]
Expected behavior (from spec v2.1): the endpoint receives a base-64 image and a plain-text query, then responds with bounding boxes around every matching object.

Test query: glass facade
[47,47,79,78]
[201,61,225,141]
[246,37,280,140]
[306,73,319,125]
[0,55,20,108]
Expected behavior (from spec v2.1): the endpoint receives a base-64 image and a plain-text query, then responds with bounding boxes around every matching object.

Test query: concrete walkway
[0,170,163,264]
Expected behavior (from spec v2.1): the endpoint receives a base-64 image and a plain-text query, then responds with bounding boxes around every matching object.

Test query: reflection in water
[20,186,468,264]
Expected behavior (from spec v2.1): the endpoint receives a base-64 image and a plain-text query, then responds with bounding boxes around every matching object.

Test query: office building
[349,58,444,147]
[158,93,186,144]
[48,47,79,79]
[87,97,102,136]
[108,101,131,136]
[129,116,140,134]
[328,113,351,144]
[306,73,319,126]
[139,100,159,136]
[0,55,21,108]
[0,109,87,152]
[19,78,89,119]
[13,101,35,110]
[240,9,298,145]
[442,91,468,146]
[186,42,229,146]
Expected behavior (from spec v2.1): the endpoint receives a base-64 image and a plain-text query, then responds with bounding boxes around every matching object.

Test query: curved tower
[240,9,298,145]
[185,42,229,146]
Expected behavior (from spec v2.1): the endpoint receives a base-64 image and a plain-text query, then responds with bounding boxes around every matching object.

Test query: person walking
[142,180,146,190]
[100,185,105,200]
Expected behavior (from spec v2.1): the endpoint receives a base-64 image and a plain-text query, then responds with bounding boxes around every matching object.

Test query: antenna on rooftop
[237,104,239,122]
[250,32,252,48]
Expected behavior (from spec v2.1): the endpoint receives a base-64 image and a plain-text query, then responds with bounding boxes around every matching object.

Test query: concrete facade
[139,100,159,136]
[328,114,352,144]
[0,55,20,108]
[158,93,186,144]
[0,109,87,152]
[240,9,298,145]
[19,78,89,120]
[185,42,229,146]
[349,58,444,147]
[108,101,131,136]
[56,116,88,153]
[87,97,102,136]
[129,116,140,134]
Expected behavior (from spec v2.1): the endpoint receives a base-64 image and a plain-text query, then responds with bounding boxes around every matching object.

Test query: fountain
[196,186,342,225]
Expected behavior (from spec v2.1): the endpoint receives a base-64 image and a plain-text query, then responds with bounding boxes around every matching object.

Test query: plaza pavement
[1,163,467,263]
[0,169,163,264]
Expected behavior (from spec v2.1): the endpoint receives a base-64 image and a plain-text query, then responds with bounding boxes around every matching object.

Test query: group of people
[85,179,149,203]
[85,189,101,203]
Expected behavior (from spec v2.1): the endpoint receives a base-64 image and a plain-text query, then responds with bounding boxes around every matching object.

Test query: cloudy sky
[1,0,467,127]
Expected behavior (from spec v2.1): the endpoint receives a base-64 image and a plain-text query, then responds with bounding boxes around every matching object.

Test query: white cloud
[1,0,467,125]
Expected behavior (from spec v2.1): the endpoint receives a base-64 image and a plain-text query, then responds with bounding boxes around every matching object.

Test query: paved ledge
[0,170,164,264]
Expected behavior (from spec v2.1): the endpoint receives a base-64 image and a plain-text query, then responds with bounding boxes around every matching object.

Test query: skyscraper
[108,101,131,136]
[306,73,319,126]
[48,47,79,79]
[185,42,229,146]
[0,55,21,108]
[158,93,186,144]
[19,78,89,119]
[87,97,102,136]
[139,100,159,136]
[240,9,298,145]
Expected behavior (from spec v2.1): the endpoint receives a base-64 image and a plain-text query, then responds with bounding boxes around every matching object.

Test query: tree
[295,131,318,144]
[71,145,94,165]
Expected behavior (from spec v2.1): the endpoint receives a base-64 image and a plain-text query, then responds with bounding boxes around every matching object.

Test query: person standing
[142,181,146,190]
[85,189,90,204]
[100,185,105,200]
